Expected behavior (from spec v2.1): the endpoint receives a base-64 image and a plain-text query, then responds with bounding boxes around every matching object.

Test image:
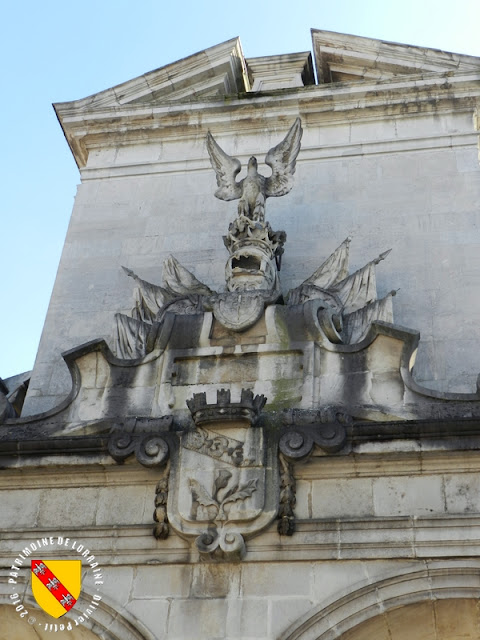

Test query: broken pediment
[311,29,480,84]
[54,31,480,169]
[57,31,480,116]
[55,38,249,112]
[53,37,254,167]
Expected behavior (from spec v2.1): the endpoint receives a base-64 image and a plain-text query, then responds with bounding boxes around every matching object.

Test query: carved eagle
[206,118,303,221]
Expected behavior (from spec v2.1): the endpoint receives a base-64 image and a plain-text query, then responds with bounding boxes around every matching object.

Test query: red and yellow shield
[31,560,81,618]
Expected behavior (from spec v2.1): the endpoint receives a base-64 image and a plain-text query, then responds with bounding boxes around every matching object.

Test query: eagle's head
[247,156,258,174]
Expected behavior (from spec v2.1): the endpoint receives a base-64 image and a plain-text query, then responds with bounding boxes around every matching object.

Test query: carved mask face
[225,248,276,292]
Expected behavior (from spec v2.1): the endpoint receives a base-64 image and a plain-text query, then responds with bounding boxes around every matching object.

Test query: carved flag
[31,560,81,618]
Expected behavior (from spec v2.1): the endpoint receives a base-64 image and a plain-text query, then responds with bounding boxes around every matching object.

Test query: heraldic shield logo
[31,560,81,618]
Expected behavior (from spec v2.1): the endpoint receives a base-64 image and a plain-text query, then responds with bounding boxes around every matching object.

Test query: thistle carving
[189,470,258,521]
[105,119,402,562]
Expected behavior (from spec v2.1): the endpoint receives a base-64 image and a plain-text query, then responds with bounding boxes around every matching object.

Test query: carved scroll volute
[279,410,349,461]
[107,419,174,541]
[276,410,350,536]
[278,423,347,460]
[108,432,170,467]
[107,417,173,468]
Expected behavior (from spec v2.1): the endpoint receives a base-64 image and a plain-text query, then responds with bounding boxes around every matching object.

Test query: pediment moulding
[56,38,250,112]
[311,29,480,83]
[246,52,315,91]
[54,31,480,168]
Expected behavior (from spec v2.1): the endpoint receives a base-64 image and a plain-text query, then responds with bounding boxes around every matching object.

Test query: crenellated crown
[187,388,267,427]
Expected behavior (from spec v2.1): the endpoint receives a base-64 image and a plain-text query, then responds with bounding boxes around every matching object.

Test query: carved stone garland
[277,453,296,536]
[153,460,170,540]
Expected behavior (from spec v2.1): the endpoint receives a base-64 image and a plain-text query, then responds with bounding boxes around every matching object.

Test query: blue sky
[2,0,480,379]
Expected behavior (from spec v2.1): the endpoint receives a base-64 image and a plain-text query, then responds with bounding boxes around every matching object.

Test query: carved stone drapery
[114,121,397,360]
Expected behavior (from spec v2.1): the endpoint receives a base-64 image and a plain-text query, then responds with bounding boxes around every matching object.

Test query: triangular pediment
[311,29,480,83]
[58,38,249,112]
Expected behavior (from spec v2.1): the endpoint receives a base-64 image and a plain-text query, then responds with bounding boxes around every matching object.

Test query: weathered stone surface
[167,389,278,560]
[3,29,480,640]
[207,117,302,222]
[246,52,314,91]
[21,32,480,415]
[12,313,480,428]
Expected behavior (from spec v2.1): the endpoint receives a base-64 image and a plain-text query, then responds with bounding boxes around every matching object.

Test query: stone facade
[2,30,480,640]
[18,32,480,416]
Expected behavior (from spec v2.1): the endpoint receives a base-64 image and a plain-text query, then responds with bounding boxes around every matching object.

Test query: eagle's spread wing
[264,118,303,198]
[206,132,243,201]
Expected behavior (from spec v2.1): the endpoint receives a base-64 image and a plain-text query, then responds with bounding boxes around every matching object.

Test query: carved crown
[187,388,267,427]
[223,216,286,262]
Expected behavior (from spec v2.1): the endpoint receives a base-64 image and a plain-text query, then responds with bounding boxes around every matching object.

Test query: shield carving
[212,291,266,331]
[168,423,278,558]
[180,424,265,520]
[167,389,279,560]
[31,560,81,618]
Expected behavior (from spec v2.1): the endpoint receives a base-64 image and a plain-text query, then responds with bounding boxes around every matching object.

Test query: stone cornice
[53,30,480,167]
[2,415,480,466]
[55,71,480,168]
[2,515,480,565]
[1,444,479,486]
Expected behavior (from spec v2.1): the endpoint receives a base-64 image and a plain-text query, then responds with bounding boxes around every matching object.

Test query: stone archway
[338,599,480,640]
[280,561,480,640]
[0,604,101,640]
[0,579,156,640]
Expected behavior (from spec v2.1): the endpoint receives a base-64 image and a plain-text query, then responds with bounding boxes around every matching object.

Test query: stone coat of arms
[167,390,278,560]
